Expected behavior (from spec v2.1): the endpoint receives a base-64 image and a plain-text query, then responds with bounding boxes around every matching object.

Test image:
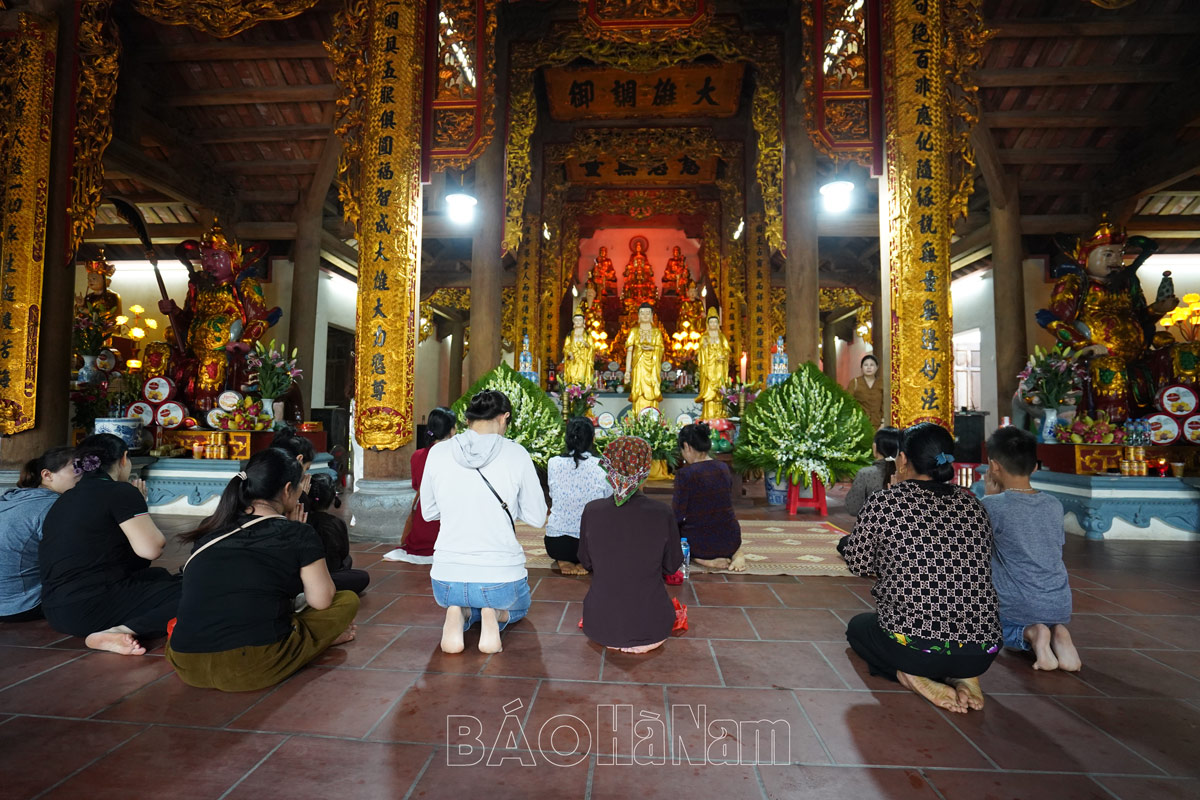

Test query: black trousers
[846,612,998,682]
[0,604,43,623]
[44,567,182,639]
[331,568,371,595]
[544,535,580,564]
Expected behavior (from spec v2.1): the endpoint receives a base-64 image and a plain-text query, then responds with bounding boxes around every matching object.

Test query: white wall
[311,270,358,408]
[951,270,999,424]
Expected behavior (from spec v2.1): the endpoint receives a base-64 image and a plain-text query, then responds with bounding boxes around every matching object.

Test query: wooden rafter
[166,85,338,107]
[990,17,1200,38]
[976,67,1177,88]
[982,111,1144,128]
[102,138,237,221]
[193,124,333,144]
[137,40,329,62]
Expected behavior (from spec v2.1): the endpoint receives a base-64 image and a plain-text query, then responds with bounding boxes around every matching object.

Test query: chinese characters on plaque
[544,63,744,121]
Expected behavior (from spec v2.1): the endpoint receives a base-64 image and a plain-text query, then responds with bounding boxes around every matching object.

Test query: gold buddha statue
[695,306,731,420]
[621,239,658,318]
[625,303,665,415]
[561,311,596,387]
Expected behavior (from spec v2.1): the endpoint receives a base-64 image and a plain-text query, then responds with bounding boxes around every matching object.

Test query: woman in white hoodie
[421,390,548,654]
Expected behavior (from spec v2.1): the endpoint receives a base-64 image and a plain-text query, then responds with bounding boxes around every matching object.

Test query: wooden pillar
[468,137,503,384]
[991,182,1025,418]
[822,321,838,382]
[448,320,465,401]
[784,0,820,366]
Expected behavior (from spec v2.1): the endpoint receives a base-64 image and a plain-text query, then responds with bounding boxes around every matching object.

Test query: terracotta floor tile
[41,726,284,799]
[225,736,433,800]
[1081,589,1200,615]
[1066,569,1185,592]
[681,606,759,639]
[712,640,845,690]
[665,686,829,764]
[0,717,145,799]
[364,625,491,673]
[1094,776,1200,800]
[511,599,570,632]
[718,572,800,583]
[770,582,872,609]
[797,690,993,769]
[692,583,784,607]
[0,619,73,648]
[557,601,586,634]
[1072,589,1141,615]
[369,673,538,745]
[1071,648,1200,699]
[479,630,605,681]
[353,591,401,622]
[0,645,84,690]
[367,593,453,626]
[530,575,590,602]
[1103,615,1200,650]
[0,652,172,717]
[410,754,589,797]
[926,770,1114,800]
[97,673,277,727]
[590,762,763,799]
[358,557,429,572]
[309,623,405,669]
[230,667,416,737]
[758,765,940,799]
[811,642,902,692]
[522,679,667,758]
[1059,697,1200,777]
[946,693,1161,774]
[744,608,850,641]
[602,637,723,686]
[1137,649,1200,681]
[366,570,435,595]
[976,651,1102,697]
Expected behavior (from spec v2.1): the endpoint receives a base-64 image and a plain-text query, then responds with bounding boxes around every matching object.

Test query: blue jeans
[1001,618,1031,651]
[431,578,531,632]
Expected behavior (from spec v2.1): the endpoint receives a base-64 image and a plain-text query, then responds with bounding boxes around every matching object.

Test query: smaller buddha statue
[621,239,659,318]
[625,303,666,415]
[518,333,538,383]
[677,276,705,333]
[767,335,790,386]
[561,311,595,387]
[695,307,731,420]
[83,249,122,338]
[594,246,619,298]
[662,245,690,297]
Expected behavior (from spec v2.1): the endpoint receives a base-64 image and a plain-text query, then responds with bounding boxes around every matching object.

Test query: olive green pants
[166,590,360,692]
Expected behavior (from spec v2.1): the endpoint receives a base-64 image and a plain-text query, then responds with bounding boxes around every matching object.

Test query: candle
[740,351,747,383]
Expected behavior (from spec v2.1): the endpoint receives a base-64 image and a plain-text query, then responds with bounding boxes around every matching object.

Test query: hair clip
[884,456,895,462]
[236,471,248,480]
[934,452,955,465]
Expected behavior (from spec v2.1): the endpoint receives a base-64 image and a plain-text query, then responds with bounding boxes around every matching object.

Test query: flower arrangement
[247,339,302,399]
[70,382,109,431]
[733,362,873,488]
[596,410,681,468]
[71,298,116,356]
[721,381,760,417]
[452,363,565,468]
[1017,344,1085,408]
[550,383,597,418]
[1053,411,1127,445]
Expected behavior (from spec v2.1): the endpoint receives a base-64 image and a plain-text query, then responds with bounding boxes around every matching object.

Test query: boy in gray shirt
[982,427,1080,672]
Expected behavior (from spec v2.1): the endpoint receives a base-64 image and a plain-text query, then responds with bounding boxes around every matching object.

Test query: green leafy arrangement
[733,361,873,487]
[452,362,564,468]
[595,410,681,468]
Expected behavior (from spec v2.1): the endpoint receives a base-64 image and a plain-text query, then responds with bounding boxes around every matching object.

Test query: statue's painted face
[1085,243,1124,279]
[86,272,106,293]
[201,247,236,283]
[585,283,596,302]
[638,306,653,324]
[573,314,585,330]
[707,315,719,333]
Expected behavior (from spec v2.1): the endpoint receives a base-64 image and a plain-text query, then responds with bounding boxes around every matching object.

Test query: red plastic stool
[786,473,827,517]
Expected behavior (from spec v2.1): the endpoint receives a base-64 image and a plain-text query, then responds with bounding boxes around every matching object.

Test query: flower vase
[261,398,276,427]
[1038,408,1058,444]
[764,469,788,506]
[77,355,100,385]
[272,399,286,426]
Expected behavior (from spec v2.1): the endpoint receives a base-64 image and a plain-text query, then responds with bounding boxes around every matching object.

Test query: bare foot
[1051,624,1082,672]
[1025,623,1059,671]
[897,671,966,713]
[694,557,732,571]
[560,561,589,576]
[331,624,357,647]
[946,676,985,711]
[620,638,666,654]
[728,547,747,573]
[84,626,146,656]
[441,606,465,654]
[478,607,509,654]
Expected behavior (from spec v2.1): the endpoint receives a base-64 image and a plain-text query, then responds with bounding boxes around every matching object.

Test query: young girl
[167,448,359,692]
[844,427,902,517]
[307,474,370,595]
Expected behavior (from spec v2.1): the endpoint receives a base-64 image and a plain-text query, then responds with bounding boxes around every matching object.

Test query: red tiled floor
[1094,776,1200,800]
[711,640,846,689]
[0,717,145,800]
[1102,614,1200,650]
[744,607,850,641]
[680,605,759,639]
[97,673,278,727]
[410,754,590,798]
[601,637,723,686]
[479,630,605,681]
[0,652,172,717]
[1080,589,1200,615]
[310,623,406,668]
[0,644,84,690]
[520,679,667,757]
[758,765,940,799]
[770,581,873,609]
[692,582,784,607]
[590,761,763,799]
[365,624,492,673]
[925,770,1115,800]
[1058,697,1200,777]
[368,673,539,745]
[367,593,456,626]
[1070,648,1200,699]
[665,685,829,764]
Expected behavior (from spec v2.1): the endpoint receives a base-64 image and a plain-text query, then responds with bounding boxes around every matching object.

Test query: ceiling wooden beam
[989,17,1200,38]
[240,189,302,205]
[85,221,298,244]
[999,149,1119,165]
[102,138,236,220]
[166,85,338,107]
[192,124,333,144]
[138,40,329,62]
[816,213,879,238]
[320,231,359,274]
[216,159,321,176]
[1127,216,1200,238]
[1106,77,1200,213]
[977,67,1177,88]
[970,124,1012,210]
[1018,180,1097,196]
[982,111,1143,128]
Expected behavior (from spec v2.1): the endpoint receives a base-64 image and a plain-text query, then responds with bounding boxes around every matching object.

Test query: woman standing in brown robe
[578,436,683,654]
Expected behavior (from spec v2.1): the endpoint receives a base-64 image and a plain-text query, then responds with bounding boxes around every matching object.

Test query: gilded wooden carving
[69,0,119,258]
[131,0,321,38]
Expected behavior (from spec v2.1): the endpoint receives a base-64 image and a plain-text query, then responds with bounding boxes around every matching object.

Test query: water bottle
[680,538,691,581]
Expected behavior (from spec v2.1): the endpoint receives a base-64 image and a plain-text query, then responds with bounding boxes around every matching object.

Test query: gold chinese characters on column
[353,0,425,449]
[884,0,953,432]
[0,15,55,434]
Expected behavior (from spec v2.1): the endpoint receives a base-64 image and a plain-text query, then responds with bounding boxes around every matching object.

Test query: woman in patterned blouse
[841,422,1002,714]
[546,418,612,576]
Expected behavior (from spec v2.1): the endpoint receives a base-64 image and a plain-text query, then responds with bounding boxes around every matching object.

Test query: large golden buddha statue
[625,303,666,415]
[561,311,595,387]
[695,306,731,420]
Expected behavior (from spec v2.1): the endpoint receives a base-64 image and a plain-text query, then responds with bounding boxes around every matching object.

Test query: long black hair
[18,446,75,488]
[426,406,457,445]
[271,427,315,465]
[307,473,341,511]
[873,426,902,486]
[73,433,128,477]
[564,417,595,468]
[901,422,956,483]
[181,447,304,543]
[464,390,512,422]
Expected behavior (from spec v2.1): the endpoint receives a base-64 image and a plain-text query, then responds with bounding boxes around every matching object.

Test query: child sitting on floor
[307,474,370,595]
[983,426,1080,672]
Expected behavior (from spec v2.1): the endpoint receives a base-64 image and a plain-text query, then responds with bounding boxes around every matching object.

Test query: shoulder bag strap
[182,514,284,572]
[476,468,515,531]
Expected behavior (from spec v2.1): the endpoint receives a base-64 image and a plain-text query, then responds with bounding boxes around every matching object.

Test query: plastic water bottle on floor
[681,538,690,580]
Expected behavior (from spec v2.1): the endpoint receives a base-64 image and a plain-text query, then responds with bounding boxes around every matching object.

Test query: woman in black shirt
[841,423,1001,715]
[40,434,180,655]
[166,447,359,692]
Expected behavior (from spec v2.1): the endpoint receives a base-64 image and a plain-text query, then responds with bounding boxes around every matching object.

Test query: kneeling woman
[166,448,359,692]
[673,422,744,572]
[579,436,683,654]
[841,423,1001,714]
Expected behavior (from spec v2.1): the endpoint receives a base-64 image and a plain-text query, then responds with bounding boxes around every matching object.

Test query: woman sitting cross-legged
[166,448,359,692]
[579,436,683,654]
[841,422,1002,714]
[40,434,181,655]
[673,422,744,572]
[421,390,547,654]
[546,417,612,576]
[0,446,78,623]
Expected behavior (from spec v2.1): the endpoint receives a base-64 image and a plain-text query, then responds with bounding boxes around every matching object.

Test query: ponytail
[180,447,303,543]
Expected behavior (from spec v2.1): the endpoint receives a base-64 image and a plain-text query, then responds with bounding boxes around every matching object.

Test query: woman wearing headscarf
[578,436,683,654]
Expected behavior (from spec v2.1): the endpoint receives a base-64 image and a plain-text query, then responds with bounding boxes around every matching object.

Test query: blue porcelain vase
[764,469,788,505]
[77,355,100,385]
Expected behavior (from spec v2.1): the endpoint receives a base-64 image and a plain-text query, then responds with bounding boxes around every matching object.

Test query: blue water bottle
[680,537,690,580]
